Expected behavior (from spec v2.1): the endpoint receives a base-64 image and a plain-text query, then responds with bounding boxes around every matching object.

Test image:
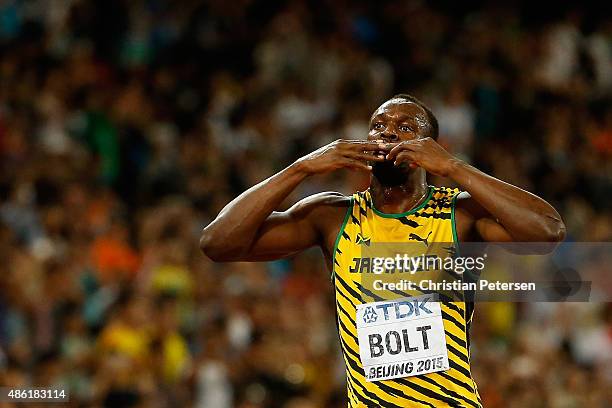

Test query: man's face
[367,99,430,186]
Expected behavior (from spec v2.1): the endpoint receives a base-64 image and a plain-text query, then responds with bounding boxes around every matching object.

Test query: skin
[200,99,566,268]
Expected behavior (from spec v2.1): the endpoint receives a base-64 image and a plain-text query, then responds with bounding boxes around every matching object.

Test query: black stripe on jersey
[339,337,405,408]
[348,358,435,407]
[395,377,463,407]
[443,302,463,315]
[438,371,476,395]
[336,287,357,312]
[445,339,471,368]
[335,273,362,304]
[351,213,360,225]
[336,305,359,344]
[398,217,420,227]
[389,288,427,298]
[446,340,472,368]
[434,200,451,207]
[378,383,436,408]
[421,200,451,211]
[446,341,471,368]
[446,350,472,380]
[347,381,369,408]
[347,382,357,407]
[445,331,469,359]
[339,339,375,405]
[441,310,466,334]
[342,231,351,241]
[418,375,480,408]
[354,282,384,302]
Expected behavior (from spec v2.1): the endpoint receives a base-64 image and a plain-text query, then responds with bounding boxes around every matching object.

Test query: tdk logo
[375,297,433,321]
[363,306,378,323]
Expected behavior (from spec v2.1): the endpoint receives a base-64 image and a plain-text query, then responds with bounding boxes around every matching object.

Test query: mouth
[374,150,387,159]
[371,160,410,186]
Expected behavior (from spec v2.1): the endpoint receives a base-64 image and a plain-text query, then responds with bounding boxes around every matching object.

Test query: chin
[372,161,410,186]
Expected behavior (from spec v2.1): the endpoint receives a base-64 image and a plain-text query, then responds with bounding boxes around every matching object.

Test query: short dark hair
[387,93,439,140]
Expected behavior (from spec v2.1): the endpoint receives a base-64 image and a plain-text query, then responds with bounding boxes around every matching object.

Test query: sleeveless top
[332,186,482,407]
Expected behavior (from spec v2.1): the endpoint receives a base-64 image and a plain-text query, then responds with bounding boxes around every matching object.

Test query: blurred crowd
[0,0,611,407]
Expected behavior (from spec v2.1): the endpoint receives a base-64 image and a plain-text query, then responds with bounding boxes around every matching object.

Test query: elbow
[530,220,566,254]
[199,229,243,262]
[543,219,566,243]
[199,231,228,262]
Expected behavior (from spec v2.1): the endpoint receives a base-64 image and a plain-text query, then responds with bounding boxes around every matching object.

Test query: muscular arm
[450,160,565,243]
[200,163,314,261]
[200,139,385,262]
[386,138,566,244]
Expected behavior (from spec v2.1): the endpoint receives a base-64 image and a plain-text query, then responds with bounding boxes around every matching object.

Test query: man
[200,94,565,407]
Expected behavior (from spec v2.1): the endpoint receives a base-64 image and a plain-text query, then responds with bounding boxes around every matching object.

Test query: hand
[383,137,459,177]
[294,139,388,175]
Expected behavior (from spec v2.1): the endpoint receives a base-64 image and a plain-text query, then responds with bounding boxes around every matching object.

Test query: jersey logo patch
[356,234,371,246]
[408,231,432,247]
[362,306,378,323]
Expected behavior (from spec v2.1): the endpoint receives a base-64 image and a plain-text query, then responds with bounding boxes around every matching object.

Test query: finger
[367,143,390,159]
[342,158,372,171]
[342,140,393,151]
[347,152,387,162]
[368,140,401,155]
[393,151,417,166]
[386,140,420,160]
[374,142,399,152]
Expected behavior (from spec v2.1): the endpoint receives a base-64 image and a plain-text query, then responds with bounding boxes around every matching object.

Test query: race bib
[356,294,449,382]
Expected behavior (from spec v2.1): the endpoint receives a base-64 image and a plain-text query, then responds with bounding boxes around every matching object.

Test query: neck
[370,169,429,214]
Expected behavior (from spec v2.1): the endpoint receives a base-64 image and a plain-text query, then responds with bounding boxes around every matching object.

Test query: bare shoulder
[455,191,487,219]
[289,191,352,219]
[287,191,352,251]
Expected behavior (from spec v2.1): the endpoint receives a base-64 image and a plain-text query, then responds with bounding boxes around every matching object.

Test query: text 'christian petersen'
[372,279,537,292]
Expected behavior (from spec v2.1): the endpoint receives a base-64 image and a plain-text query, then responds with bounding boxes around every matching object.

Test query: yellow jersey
[332,186,482,407]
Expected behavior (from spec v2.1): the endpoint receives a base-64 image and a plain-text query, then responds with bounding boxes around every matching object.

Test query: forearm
[449,160,565,241]
[200,162,309,258]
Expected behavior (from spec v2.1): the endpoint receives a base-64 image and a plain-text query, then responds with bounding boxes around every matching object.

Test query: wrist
[288,159,314,178]
[444,157,466,179]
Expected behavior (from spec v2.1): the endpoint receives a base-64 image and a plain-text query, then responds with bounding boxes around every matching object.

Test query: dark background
[0,0,610,407]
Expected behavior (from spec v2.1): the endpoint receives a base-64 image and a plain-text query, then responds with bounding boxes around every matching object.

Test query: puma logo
[409,231,432,247]
[356,234,371,246]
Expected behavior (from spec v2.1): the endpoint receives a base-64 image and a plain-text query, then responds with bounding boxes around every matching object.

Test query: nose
[381,132,399,142]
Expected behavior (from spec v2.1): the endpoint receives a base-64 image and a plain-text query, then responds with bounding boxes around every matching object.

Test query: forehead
[370,99,427,121]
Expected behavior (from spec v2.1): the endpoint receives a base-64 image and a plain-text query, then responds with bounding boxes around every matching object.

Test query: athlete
[200,94,566,407]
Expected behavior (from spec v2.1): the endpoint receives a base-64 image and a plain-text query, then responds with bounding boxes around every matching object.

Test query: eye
[399,125,414,132]
[373,123,384,130]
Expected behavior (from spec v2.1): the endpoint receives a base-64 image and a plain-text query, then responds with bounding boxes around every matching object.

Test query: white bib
[356,294,450,382]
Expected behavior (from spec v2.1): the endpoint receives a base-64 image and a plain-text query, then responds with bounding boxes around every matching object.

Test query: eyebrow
[371,112,418,123]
